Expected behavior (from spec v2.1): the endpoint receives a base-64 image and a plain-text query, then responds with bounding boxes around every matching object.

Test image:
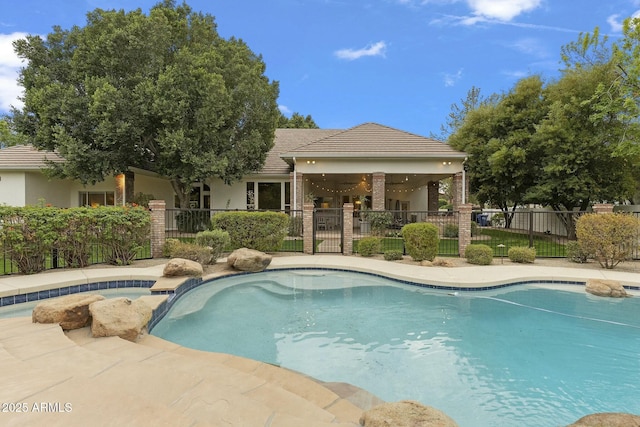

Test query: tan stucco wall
[134,174,175,208]
[295,158,463,175]
[0,172,27,206]
[25,172,71,207]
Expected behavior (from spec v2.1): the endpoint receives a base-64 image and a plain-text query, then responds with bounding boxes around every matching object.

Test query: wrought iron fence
[164,208,304,253]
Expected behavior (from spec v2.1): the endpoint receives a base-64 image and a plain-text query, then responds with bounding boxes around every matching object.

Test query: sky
[1,0,639,137]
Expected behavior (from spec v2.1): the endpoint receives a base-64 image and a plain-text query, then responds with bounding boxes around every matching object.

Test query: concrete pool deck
[1,255,639,426]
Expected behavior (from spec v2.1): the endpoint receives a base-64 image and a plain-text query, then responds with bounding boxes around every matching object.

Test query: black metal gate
[313,208,343,253]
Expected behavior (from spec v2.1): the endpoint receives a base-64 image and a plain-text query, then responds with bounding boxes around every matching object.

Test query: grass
[477,228,566,257]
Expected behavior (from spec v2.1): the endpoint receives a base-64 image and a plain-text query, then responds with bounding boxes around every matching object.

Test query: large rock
[32,293,106,330]
[163,257,203,277]
[226,248,272,272]
[89,297,153,342]
[585,279,630,298]
[360,400,459,427]
[567,412,640,426]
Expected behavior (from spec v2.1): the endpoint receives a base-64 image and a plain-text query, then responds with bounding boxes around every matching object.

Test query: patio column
[428,181,439,212]
[290,171,304,211]
[458,203,472,257]
[149,200,166,259]
[303,202,314,254]
[452,172,468,210]
[343,203,354,255]
[372,172,386,211]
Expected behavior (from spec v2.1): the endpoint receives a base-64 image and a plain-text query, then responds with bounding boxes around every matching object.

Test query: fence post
[529,210,534,248]
[343,203,354,255]
[149,200,166,259]
[303,203,314,254]
[592,203,614,214]
[458,204,472,257]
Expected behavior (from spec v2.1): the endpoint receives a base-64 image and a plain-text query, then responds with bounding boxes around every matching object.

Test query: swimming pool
[151,269,640,427]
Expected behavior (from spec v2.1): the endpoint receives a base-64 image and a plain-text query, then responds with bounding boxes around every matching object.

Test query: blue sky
[1,0,639,137]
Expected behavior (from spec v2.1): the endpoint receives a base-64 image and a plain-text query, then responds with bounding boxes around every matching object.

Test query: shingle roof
[0,145,64,170]
[280,122,465,159]
[260,128,342,174]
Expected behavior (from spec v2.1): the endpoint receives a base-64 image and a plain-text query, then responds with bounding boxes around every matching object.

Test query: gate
[313,208,343,253]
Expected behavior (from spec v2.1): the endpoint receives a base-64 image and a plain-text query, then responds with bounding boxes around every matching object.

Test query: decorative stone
[585,279,630,298]
[32,294,106,330]
[226,248,272,272]
[360,400,459,427]
[89,298,153,342]
[567,412,640,427]
[163,258,203,277]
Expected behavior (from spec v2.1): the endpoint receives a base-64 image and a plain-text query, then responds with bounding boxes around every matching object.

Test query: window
[79,191,115,207]
[258,183,281,210]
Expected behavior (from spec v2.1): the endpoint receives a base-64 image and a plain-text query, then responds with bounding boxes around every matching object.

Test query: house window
[258,183,281,210]
[79,191,115,207]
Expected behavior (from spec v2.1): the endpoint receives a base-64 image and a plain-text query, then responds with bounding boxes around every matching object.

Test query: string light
[309,181,424,194]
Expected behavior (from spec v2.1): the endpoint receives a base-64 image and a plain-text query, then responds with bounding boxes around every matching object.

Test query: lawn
[476,228,566,257]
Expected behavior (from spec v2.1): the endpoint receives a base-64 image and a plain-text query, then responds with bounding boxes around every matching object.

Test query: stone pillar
[303,203,314,254]
[458,203,472,257]
[592,203,614,214]
[343,203,354,255]
[149,200,166,259]
[428,181,439,212]
[452,172,468,210]
[290,171,304,211]
[372,172,386,211]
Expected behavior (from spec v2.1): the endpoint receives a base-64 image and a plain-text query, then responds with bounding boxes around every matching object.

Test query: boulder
[360,400,459,427]
[226,248,272,272]
[567,412,640,427]
[163,258,203,277]
[585,279,630,298]
[89,297,153,342]
[32,293,106,330]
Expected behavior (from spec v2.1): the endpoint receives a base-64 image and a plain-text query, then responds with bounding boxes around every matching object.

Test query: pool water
[151,270,640,427]
[0,288,151,318]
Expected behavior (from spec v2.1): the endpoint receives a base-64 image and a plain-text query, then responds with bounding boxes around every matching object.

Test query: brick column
[458,203,472,257]
[372,172,386,211]
[428,181,439,212]
[452,172,467,210]
[149,200,166,259]
[303,203,314,254]
[592,203,614,214]
[343,203,354,255]
[290,171,304,211]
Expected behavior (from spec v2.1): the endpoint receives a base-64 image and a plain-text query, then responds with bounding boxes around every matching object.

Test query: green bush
[288,215,303,237]
[383,250,404,261]
[508,246,536,263]
[0,206,59,274]
[195,229,230,261]
[576,213,640,269]
[176,210,211,233]
[368,211,393,236]
[443,224,459,238]
[464,244,493,265]
[93,206,151,265]
[162,240,211,264]
[401,222,439,262]
[565,240,590,263]
[471,221,479,237]
[211,211,289,252]
[358,237,381,257]
[53,208,98,268]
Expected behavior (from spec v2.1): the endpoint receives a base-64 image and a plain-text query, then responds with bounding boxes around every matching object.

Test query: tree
[0,117,27,147]
[448,76,547,227]
[11,1,280,208]
[432,86,498,140]
[277,112,319,129]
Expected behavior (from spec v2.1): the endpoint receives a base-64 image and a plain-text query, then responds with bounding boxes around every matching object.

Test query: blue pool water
[151,270,640,427]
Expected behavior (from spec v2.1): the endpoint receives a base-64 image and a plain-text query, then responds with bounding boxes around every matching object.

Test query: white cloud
[0,32,27,112]
[278,105,292,115]
[508,37,548,58]
[442,68,463,87]
[608,10,640,33]
[334,41,387,60]
[467,0,542,21]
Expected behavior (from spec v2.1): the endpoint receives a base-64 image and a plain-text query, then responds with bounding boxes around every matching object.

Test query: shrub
[358,237,381,257]
[443,224,459,238]
[575,213,640,269]
[565,241,590,263]
[195,229,230,261]
[93,206,151,265]
[163,240,212,264]
[471,221,479,237]
[288,215,303,237]
[54,208,98,268]
[211,211,289,252]
[464,244,493,265]
[368,211,393,236]
[176,210,211,233]
[383,250,404,261]
[163,238,181,257]
[401,222,439,262]
[508,246,536,263]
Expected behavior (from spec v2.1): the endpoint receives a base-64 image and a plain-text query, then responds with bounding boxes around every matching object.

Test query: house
[0,123,467,211]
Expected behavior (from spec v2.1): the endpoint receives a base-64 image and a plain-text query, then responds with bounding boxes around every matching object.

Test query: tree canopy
[0,117,27,147]
[12,1,280,208]
[277,112,319,129]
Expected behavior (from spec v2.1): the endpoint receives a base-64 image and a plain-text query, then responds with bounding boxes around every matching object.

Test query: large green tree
[277,112,318,129]
[11,1,280,208]
[0,117,27,147]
